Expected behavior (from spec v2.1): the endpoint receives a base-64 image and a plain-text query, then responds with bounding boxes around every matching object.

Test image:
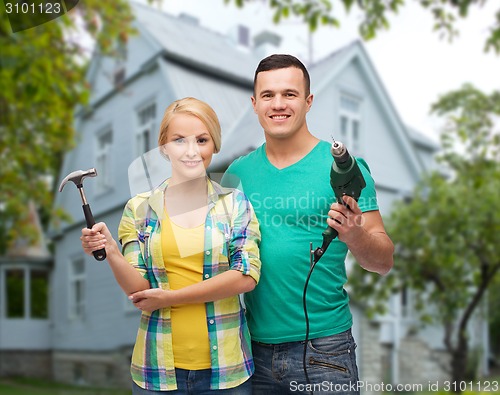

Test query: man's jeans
[251,329,360,395]
[132,368,252,395]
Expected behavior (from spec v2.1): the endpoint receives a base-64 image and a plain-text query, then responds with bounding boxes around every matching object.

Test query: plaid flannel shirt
[118,178,261,391]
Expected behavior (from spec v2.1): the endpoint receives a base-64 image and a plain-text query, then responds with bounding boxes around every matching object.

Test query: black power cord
[302,244,316,395]
[303,237,335,395]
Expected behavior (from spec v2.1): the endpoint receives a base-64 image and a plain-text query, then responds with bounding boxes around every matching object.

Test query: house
[2,0,488,391]
[0,202,52,380]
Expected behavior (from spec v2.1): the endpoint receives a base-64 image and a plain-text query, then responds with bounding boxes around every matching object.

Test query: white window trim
[338,92,363,156]
[95,126,113,195]
[135,101,156,158]
[68,256,86,321]
[0,264,50,320]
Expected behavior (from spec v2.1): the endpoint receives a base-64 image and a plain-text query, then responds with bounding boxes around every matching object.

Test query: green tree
[350,84,500,392]
[0,1,134,253]
[227,0,500,53]
[489,274,500,361]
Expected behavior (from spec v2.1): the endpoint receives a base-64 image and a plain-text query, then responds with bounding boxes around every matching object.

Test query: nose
[186,138,199,158]
[271,95,286,110]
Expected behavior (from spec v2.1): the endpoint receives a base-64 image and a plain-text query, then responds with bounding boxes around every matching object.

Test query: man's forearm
[348,230,394,275]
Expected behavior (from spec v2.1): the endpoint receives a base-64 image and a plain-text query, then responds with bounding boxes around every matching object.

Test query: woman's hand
[80,222,117,256]
[129,289,170,312]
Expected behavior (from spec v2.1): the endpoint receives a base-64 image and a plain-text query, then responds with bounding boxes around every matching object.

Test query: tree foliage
[0,1,134,253]
[227,0,500,53]
[350,84,500,389]
[490,274,500,358]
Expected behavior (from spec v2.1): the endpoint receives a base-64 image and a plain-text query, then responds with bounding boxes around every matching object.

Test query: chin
[267,130,293,139]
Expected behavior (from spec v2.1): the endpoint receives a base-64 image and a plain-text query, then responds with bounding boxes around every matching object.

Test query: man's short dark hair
[253,54,310,97]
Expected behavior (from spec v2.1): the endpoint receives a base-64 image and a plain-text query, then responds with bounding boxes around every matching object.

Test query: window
[95,129,113,192]
[6,269,24,318]
[339,94,362,154]
[136,103,156,157]
[113,40,127,88]
[2,267,49,319]
[30,270,49,318]
[113,68,125,87]
[69,258,86,320]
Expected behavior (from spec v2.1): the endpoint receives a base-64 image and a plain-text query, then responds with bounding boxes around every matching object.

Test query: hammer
[59,168,106,261]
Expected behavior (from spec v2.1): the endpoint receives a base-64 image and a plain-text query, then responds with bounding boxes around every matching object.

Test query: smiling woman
[79,97,261,394]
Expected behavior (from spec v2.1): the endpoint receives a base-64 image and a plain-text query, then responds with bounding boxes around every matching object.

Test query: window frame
[338,92,363,155]
[95,126,114,194]
[0,264,50,320]
[68,256,86,321]
[135,101,156,158]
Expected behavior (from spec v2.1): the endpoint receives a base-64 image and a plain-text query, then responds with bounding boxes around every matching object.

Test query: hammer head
[59,168,98,192]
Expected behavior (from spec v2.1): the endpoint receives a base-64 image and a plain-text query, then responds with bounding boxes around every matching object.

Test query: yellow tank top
[161,210,211,369]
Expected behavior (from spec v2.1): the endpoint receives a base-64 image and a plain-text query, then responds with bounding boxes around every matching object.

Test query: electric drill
[312,140,366,263]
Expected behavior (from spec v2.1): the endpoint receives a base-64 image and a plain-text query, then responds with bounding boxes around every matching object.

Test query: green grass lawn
[0,378,130,395]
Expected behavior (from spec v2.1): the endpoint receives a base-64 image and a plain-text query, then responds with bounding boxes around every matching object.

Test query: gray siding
[52,209,140,351]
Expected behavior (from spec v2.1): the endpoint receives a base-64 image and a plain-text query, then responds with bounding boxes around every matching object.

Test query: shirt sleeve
[221,163,243,190]
[356,157,379,213]
[117,199,148,278]
[227,189,262,284]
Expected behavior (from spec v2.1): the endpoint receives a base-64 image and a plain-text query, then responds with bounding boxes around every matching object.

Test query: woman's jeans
[132,368,252,394]
[251,329,360,395]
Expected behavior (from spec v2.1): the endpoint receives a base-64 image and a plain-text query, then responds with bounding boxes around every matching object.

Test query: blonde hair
[158,97,221,153]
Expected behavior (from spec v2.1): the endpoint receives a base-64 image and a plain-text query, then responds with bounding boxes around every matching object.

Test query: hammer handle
[82,204,107,261]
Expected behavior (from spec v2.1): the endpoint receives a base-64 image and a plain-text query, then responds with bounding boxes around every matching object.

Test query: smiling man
[222,54,394,394]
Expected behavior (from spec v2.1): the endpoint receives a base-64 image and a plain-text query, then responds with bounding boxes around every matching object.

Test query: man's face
[251,67,313,141]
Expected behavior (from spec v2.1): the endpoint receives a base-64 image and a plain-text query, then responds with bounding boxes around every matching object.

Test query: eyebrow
[259,89,300,96]
[170,132,210,139]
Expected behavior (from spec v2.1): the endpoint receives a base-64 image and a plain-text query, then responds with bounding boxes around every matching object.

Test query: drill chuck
[331,141,346,156]
[330,141,351,169]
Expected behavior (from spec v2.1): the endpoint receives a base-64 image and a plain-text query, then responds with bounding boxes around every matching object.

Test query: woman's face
[162,114,216,181]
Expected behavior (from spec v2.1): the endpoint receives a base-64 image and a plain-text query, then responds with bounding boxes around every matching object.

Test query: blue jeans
[132,368,252,394]
[251,329,360,394]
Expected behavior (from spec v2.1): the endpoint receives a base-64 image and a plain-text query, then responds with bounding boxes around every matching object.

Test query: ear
[306,94,314,112]
[251,96,257,114]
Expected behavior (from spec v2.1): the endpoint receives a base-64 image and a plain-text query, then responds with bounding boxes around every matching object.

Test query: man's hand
[327,195,366,244]
[327,195,394,275]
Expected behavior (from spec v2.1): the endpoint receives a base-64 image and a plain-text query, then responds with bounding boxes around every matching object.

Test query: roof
[406,126,440,151]
[131,1,260,85]
[81,4,437,179]
[131,1,270,172]
[4,201,51,260]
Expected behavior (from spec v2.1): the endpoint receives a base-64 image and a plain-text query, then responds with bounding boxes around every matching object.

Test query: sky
[139,0,500,143]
